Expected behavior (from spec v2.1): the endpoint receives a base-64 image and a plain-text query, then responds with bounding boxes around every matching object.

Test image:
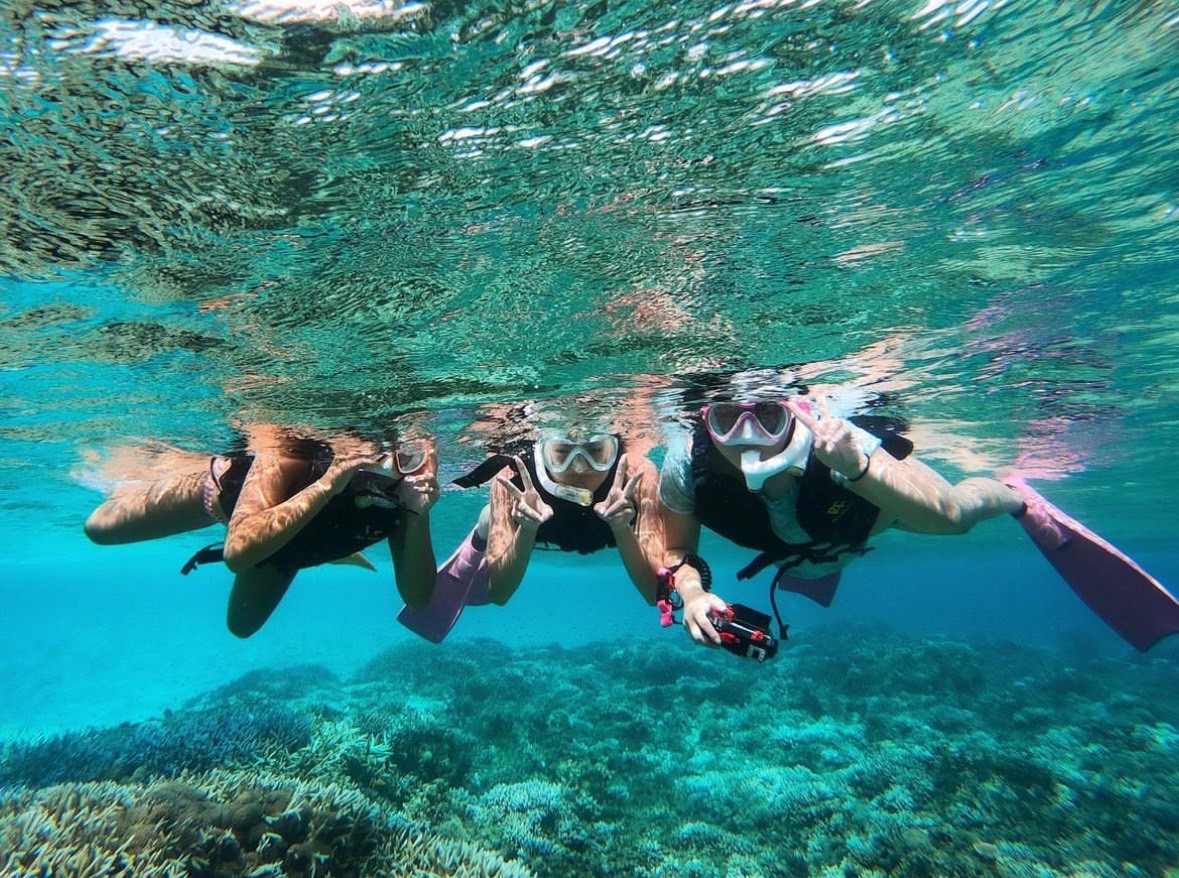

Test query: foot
[1009,482,1071,550]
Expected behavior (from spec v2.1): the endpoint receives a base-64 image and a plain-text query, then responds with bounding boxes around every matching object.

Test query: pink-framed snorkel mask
[702,401,795,448]
[701,399,812,492]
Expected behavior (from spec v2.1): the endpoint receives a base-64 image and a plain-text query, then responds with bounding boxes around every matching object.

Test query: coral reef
[0,704,311,787]
[6,628,1179,876]
[0,768,532,877]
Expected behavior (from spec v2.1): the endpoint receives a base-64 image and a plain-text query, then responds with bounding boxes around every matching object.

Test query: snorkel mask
[702,401,812,492]
[357,441,431,481]
[533,433,619,506]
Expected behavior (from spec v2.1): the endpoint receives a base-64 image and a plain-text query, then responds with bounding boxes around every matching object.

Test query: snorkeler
[658,393,1179,653]
[84,427,440,638]
[397,429,661,642]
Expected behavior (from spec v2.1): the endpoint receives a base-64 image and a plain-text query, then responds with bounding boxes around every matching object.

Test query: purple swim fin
[774,569,842,607]
[397,530,490,643]
[1013,484,1179,651]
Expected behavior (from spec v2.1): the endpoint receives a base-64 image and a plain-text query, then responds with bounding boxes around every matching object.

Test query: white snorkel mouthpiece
[740,450,792,491]
[533,444,594,506]
[737,422,813,492]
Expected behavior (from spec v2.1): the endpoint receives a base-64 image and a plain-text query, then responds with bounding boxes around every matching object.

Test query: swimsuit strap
[202,457,231,524]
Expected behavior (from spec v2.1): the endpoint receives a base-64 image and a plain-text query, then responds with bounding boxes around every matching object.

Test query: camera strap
[655,553,712,627]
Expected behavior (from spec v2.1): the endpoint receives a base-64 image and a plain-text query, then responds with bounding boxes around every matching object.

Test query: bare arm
[659,504,727,646]
[786,398,1022,535]
[222,450,362,573]
[485,470,549,605]
[853,455,1022,535]
[84,468,211,544]
[594,455,662,604]
[386,461,441,608]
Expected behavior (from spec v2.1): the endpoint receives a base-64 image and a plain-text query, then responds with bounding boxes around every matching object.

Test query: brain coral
[0,768,533,877]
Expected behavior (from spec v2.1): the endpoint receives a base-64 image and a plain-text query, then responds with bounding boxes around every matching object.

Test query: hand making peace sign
[495,455,554,534]
[785,396,870,481]
[593,452,643,532]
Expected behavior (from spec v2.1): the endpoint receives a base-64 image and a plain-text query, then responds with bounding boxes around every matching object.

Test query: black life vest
[690,416,913,580]
[182,447,405,575]
[453,441,622,555]
[265,483,405,570]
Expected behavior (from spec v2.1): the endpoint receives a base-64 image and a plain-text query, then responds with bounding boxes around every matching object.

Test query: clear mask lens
[541,434,618,474]
[705,402,791,445]
[395,442,429,475]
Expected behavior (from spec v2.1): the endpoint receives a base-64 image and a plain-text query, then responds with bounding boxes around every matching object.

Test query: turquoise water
[4,0,1179,874]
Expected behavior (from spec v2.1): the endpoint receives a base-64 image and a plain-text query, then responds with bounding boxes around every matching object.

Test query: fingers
[496,468,551,530]
[402,471,436,494]
[330,451,386,489]
[683,595,726,646]
[511,455,536,494]
[785,397,819,432]
[495,474,525,501]
[622,469,643,502]
[512,498,551,528]
[401,475,441,512]
[593,497,635,524]
[595,467,643,525]
[815,395,831,420]
[613,453,629,490]
[338,449,383,468]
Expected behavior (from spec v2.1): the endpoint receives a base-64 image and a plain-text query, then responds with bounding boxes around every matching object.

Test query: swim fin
[1013,484,1179,651]
[330,552,376,571]
[774,568,842,607]
[397,529,490,643]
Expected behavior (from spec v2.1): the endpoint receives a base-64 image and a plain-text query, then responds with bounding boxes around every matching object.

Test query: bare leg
[226,565,297,638]
[84,468,214,544]
[868,455,1024,535]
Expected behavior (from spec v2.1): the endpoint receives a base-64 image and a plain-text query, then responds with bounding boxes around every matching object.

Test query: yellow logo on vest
[827,500,851,519]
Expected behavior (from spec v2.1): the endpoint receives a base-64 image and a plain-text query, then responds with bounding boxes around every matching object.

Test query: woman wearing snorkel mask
[85,426,441,638]
[397,428,662,643]
[658,395,1027,648]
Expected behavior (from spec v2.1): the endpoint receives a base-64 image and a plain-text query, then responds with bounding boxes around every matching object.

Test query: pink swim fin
[397,530,490,643]
[1013,484,1179,651]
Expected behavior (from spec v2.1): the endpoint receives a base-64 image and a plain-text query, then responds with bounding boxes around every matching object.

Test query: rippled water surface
[3,0,1178,532]
[4,7,1179,875]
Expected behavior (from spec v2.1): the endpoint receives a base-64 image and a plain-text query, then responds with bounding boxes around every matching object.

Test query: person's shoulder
[627,453,660,474]
[660,434,693,471]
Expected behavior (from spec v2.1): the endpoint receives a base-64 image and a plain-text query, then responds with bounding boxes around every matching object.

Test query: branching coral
[0,768,533,877]
[0,705,311,787]
[6,630,1179,876]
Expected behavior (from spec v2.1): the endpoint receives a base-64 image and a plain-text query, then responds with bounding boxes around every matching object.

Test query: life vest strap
[181,543,225,575]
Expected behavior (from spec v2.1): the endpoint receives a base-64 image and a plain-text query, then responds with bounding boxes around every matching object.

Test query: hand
[681,591,730,647]
[324,445,386,495]
[495,456,553,534]
[395,446,440,514]
[397,472,440,515]
[593,453,642,532]
[786,396,868,480]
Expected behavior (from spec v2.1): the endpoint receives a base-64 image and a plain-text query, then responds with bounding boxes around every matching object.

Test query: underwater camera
[708,603,780,662]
